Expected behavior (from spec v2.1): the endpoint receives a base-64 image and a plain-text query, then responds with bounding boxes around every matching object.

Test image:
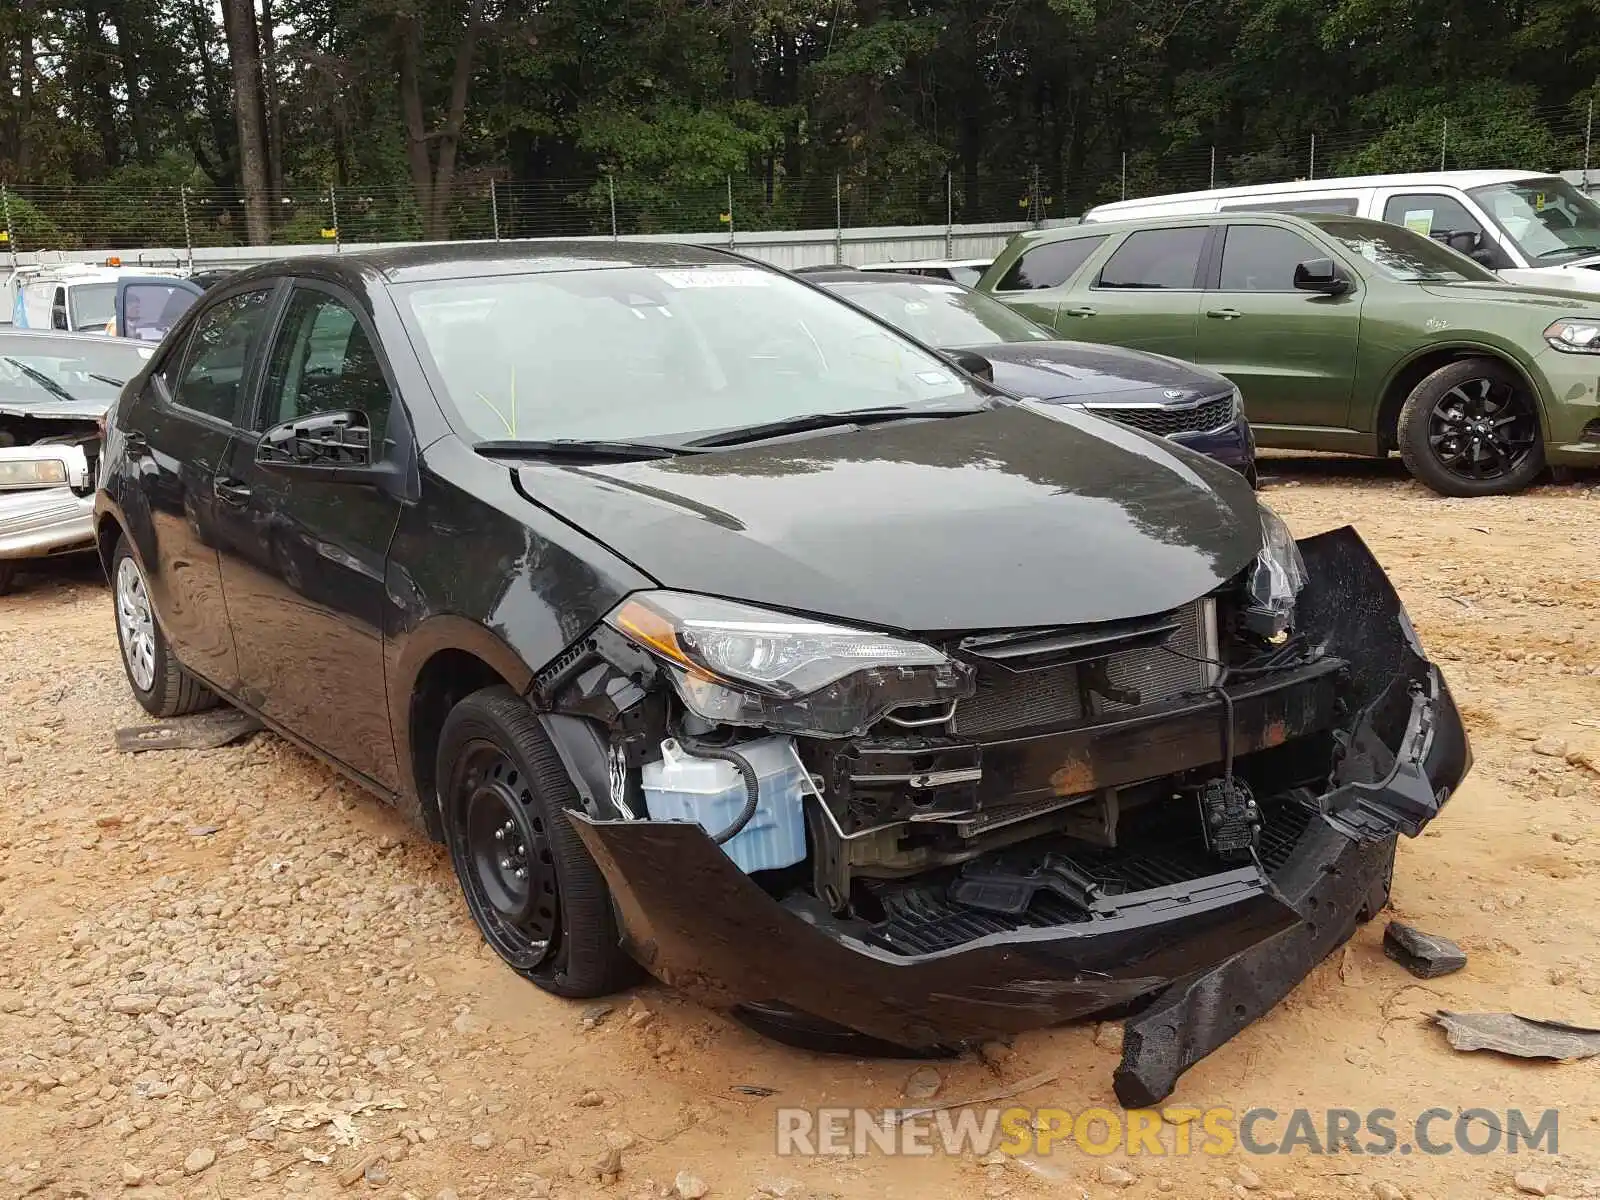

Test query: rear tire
[0,562,16,596]
[1397,358,1544,496]
[111,538,217,718]
[437,686,639,998]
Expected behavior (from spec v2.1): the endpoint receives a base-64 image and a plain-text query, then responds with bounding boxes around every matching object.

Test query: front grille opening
[1091,392,1236,438]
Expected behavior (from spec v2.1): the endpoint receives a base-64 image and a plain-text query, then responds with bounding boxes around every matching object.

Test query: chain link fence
[4,104,1599,255]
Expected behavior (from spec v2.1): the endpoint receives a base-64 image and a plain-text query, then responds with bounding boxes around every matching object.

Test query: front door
[213,283,404,789]
[1071,226,1207,360]
[1195,222,1362,431]
[127,286,279,691]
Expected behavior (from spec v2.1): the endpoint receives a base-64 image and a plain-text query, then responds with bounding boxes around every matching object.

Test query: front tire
[437,686,638,998]
[111,538,217,718]
[1397,358,1544,496]
[0,562,16,596]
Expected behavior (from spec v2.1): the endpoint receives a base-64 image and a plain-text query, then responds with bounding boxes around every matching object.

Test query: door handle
[214,478,252,507]
[1206,308,1243,320]
[1062,305,1098,318]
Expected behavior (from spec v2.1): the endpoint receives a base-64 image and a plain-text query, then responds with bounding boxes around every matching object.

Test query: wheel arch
[1375,344,1545,453]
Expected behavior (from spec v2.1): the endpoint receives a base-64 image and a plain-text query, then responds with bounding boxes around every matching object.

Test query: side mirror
[256,410,375,483]
[945,348,994,383]
[1470,247,1499,267]
[1293,258,1350,296]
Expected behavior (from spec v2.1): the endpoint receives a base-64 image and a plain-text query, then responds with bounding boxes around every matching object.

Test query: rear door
[121,284,281,691]
[987,235,1109,330]
[1194,221,1361,430]
[212,281,406,789]
[1071,226,1207,359]
[116,277,204,343]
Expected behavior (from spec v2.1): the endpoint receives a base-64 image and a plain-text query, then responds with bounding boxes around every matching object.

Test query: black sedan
[94,242,1467,1105]
[804,268,1257,483]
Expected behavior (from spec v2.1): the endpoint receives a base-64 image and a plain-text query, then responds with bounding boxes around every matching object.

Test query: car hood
[0,397,110,421]
[960,341,1231,405]
[515,404,1261,633]
[1418,280,1600,310]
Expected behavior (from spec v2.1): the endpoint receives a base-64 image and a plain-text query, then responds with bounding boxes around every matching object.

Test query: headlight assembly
[606,590,974,738]
[1544,318,1600,353]
[0,457,69,491]
[1242,502,1307,641]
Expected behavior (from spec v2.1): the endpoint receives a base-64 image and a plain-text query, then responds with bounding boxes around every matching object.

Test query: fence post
[1309,134,1316,181]
[945,171,954,258]
[180,186,193,270]
[1,184,16,269]
[1440,117,1448,171]
[329,185,341,253]
[726,176,735,249]
[1585,100,1594,194]
[1210,145,1216,189]
[490,179,500,241]
[834,174,843,265]
[608,176,618,240]
[1031,163,1042,228]
[1120,152,1127,202]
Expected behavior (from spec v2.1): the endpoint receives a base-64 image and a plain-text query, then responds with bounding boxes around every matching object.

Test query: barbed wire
[2,110,1597,253]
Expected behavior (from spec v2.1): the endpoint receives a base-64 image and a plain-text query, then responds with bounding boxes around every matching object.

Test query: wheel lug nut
[494,828,505,840]
[499,857,511,871]
[514,868,527,879]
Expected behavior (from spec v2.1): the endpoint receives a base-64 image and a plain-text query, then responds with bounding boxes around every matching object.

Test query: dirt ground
[2,455,1599,1200]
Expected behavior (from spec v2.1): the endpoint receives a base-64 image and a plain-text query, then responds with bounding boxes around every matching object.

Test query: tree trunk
[81,1,123,170]
[16,0,36,176]
[259,0,285,201]
[220,0,271,244]
[109,2,153,163]
[395,0,488,241]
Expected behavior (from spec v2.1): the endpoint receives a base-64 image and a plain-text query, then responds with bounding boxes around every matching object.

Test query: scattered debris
[469,1132,494,1150]
[1514,1170,1555,1196]
[889,1068,1060,1124]
[575,1090,605,1108]
[730,1085,778,1097]
[1370,1183,1405,1200]
[113,708,263,753]
[902,1065,942,1101]
[595,1147,624,1182]
[1433,1011,1600,1060]
[1093,1022,1124,1052]
[674,1170,710,1199]
[1098,1163,1136,1187]
[581,1002,615,1029]
[1383,922,1468,979]
[181,1147,215,1176]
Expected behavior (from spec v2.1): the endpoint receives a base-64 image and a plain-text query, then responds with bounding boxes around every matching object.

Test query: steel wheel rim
[1426,377,1537,482]
[115,557,157,692]
[453,741,560,968]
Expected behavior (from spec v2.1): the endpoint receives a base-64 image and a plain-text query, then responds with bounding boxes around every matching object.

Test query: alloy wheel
[115,556,157,692]
[1425,376,1538,483]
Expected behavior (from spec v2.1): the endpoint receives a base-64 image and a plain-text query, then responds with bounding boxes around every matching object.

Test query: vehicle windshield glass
[824,280,1051,347]
[0,336,151,404]
[68,283,117,331]
[399,265,979,443]
[1312,219,1494,283]
[1469,178,1600,262]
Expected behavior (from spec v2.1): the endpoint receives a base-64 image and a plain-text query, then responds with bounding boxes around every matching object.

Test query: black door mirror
[1445,230,1479,255]
[1470,247,1500,267]
[945,348,994,383]
[1293,258,1350,296]
[256,410,374,483]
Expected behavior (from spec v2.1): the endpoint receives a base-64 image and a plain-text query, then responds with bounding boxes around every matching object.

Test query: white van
[13,266,124,332]
[1084,170,1600,294]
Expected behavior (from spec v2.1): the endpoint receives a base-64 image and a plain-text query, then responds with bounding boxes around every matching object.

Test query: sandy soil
[1,455,1598,1200]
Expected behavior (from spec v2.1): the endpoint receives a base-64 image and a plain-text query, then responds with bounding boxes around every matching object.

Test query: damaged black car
[94,243,1470,1106]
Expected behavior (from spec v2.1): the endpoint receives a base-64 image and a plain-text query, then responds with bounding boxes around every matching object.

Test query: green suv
[978,211,1600,495]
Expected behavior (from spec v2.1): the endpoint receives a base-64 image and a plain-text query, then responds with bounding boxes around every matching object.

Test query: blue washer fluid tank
[640,736,810,874]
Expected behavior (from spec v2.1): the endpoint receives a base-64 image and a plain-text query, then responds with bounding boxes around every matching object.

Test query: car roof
[805,269,968,288]
[859,258,991,269]
[221,240,748,290]
[1087,169,1553,217]
[1023,210,1390,239]
[0,327,147,349]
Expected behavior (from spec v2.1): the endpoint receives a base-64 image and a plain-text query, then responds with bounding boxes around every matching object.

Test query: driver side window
[258,289,392,440]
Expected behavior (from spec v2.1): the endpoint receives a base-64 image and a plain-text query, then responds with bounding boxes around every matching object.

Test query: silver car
[0,331,154,594]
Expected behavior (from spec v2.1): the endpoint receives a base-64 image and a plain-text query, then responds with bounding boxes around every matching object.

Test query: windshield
[823,280,1051,348]
[1469,178,1600,263]
[67,283,117,332]
[1313,219,1495,283]
[0,336,151,405]
[399,265,978,443]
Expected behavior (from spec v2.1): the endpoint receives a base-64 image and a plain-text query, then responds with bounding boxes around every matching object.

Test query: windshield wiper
[1,357,81,406]
[682,404,985,450]
[1536,244,1600,261]
[86,373,127,388]
[473,438,690,463]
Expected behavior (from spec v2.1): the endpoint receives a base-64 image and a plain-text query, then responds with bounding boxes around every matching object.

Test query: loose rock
[470,1131,494,1150]
[1098,1164,1136,1187]
[1370,1184,1405,1200]
[1514,1172,1554,1197]
[676,1170,711,1199]
[182,1147,216,1175]
[902,1066,942,1100]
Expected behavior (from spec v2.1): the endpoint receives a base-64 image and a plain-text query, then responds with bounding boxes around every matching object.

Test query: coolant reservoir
[640,737,809,874]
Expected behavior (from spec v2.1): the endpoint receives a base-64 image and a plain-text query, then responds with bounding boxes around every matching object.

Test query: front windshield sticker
[655,269,770,289]
[1403,209,1434,236]
[917,370,955,386]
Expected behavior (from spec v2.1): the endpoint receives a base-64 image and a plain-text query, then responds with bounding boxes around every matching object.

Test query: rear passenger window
[1217,225,1324,291]
[1096,228,1207,289]
[995,237,1106,291]
[171,289,275,423]
[1220,197,1360,215]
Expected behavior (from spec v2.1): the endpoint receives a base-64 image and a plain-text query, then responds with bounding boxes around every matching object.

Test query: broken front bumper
[0,486,96,559]
[566,527,1470,1101]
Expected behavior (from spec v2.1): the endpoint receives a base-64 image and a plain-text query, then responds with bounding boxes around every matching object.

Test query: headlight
[1544,318,1600,353]
[1242,502,1307,641]
[606,590,974,738]
[0,457,69,491]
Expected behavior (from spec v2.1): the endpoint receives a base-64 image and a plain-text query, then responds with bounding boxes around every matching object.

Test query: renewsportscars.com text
[775,1106,1559,1158]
